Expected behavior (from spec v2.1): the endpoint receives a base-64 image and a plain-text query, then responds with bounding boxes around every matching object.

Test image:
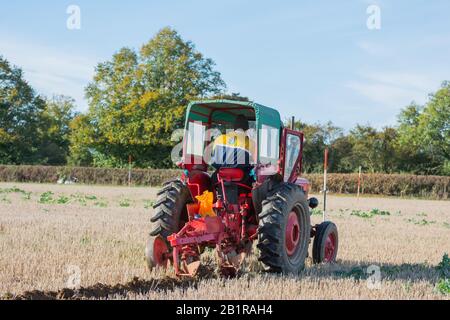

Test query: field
[0,182,449,300]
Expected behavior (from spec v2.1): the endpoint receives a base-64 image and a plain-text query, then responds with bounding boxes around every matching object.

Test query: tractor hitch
[166,206,253,277]
[167,216,223,276]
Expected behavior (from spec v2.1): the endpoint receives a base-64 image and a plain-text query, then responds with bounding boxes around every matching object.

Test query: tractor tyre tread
[150,179,192,240]
[257,183,311,274]
[312,221,338,264]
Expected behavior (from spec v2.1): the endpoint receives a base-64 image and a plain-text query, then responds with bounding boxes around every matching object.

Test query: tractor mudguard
[252,174,283,215]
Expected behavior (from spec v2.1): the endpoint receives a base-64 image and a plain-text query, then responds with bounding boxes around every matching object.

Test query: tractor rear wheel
[146,179,192,270]
[150,179,192,239]
[312,221,338,264]
[257,183,311,274]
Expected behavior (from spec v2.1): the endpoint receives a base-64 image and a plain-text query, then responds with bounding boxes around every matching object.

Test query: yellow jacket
[211,130,256,167]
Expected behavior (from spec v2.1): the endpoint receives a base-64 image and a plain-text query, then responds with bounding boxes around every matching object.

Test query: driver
[210,114,256,169]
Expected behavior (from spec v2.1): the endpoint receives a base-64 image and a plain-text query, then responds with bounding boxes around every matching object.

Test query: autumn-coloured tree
[70,27,226,168]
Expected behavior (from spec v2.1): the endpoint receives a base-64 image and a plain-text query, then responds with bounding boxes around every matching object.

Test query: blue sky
[1,0,449,130]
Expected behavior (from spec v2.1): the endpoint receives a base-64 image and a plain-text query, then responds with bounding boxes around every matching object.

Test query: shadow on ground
[4,258,442,300]
[299,259,441,283]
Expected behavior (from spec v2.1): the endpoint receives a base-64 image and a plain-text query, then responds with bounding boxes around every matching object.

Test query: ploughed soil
[10,277,196,300]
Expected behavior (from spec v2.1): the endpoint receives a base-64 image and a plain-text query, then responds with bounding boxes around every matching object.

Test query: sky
[1,0,449,130]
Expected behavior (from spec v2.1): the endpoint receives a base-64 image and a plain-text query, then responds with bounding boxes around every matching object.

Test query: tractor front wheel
[312,221,338,263]
[257,183,311,274]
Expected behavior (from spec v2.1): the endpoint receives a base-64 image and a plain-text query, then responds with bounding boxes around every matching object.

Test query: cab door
[280,129,304,183]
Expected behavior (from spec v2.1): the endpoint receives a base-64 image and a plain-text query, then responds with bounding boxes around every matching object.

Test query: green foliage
[37,191,101,206]
[0,56,46,164]
[0,186,31,200]
[396,82,450,175]
[1,30,449,175]
[435,254,450,295]
[406,218,436,226]
[287,82,449,176]
[350,208,390,218]
[94,201,108,208]
[437,253,449,278]
[80,235,91,246]
[39,95,77,165]
[56,195,70,204]
[292,120,343,173]
[69,27,226,168]
[39,191,55,204]
[0,56,76,165]
[435,278,450,295]
[119,198,131,207]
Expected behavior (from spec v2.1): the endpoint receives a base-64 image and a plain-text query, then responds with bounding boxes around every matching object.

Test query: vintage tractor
[145,100,338,277]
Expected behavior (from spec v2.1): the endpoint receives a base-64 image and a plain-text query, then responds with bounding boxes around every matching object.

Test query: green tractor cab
[146,99,338,276]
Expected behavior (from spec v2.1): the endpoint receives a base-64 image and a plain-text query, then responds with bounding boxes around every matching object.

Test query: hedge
[0,165,448,199]
[0,165,179,187]
[303,173,449,199]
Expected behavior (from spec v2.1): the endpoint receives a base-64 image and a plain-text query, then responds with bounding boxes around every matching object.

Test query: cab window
[259,124,279,166]
[284,134,301,181]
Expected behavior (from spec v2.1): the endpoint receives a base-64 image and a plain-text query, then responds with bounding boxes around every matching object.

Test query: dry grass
[0,182,449,300]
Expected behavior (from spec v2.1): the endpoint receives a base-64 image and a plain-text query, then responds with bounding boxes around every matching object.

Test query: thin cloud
[363,72,436,92]
[346,81,419,107]
[0,35,97,111]
[346,70,441,109]
[357,41,393,57]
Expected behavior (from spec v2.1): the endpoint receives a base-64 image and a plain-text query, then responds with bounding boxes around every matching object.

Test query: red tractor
[146,100,338,277]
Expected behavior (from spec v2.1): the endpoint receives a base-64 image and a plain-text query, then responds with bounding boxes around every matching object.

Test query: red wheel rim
[285,211,300,256]
[324,232,336,262]
[153,237,170,266]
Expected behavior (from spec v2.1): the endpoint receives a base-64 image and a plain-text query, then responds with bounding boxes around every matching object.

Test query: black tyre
[146,179,192,270]
[149,179,192,239]
[257,183,311,274]
[312,221,338,264]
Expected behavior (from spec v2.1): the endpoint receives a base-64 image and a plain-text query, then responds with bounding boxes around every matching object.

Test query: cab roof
[185,99,282,130]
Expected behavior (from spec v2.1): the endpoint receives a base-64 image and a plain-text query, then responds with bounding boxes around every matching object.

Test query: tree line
[1,27,449,175]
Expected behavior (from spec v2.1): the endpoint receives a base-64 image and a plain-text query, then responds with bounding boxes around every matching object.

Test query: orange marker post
[322,148,328,222]
[357,166,362,199]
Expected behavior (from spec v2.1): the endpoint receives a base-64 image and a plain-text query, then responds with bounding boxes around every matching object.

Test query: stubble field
[0,182,449,300]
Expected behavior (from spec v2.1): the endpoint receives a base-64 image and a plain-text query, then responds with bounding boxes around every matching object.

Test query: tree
[1,56,77,165]
[211,92,250,102]
[329,135,354,173]
[343,125,398,173]
[419,82,450,174]
[292,120,343,173]
[396,82,450,175]
[0,56,46,164]
[70,27,226,167]
[39,95,77,165]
